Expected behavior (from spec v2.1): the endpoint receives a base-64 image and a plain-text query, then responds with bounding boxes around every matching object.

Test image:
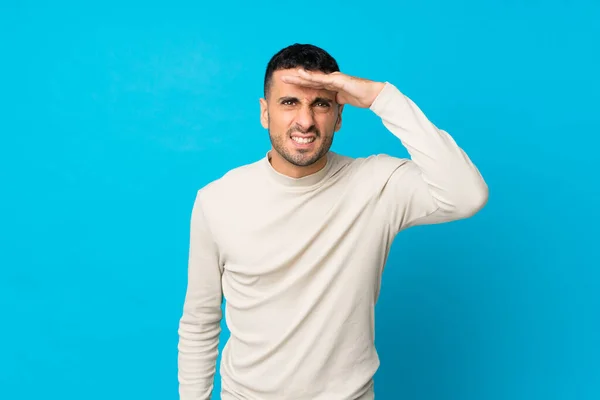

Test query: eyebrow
[278,96,334,105]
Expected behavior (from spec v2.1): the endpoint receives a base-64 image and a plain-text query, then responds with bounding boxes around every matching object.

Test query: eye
[282,100,296,106]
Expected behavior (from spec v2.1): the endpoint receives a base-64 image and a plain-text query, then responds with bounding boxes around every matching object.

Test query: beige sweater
[177,82,488,399]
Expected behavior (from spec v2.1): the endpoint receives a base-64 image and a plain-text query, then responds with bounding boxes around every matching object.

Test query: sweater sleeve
[369,82,489,232]
[178,190,224,400]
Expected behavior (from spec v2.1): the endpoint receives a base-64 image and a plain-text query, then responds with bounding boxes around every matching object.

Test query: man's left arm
[279,69,488,231]
[369,82,489,231]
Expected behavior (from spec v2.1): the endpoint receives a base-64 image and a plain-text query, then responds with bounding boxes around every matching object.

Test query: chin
[287,149,326,167]
[269,132,332,167]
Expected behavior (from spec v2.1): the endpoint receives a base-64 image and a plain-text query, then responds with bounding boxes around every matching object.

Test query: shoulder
[348,153,416,181]
[361,153,411,169]
[337,153,428,204]
[194,158,264,207]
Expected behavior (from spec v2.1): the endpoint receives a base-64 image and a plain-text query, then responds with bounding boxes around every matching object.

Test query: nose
[294,106,316,132]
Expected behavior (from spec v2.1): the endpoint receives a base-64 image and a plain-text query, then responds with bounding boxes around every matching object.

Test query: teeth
[292,136,315,144]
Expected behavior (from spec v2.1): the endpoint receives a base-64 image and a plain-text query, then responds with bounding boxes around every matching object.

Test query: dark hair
[263,43,340,98]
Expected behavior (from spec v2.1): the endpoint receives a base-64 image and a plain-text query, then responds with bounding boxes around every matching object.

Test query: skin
[260,68,386,178]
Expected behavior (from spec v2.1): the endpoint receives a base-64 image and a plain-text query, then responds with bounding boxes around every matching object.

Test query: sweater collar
[263,150,334,189]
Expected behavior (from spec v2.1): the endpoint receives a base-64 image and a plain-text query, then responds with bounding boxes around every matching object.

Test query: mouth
[290,135,316,145]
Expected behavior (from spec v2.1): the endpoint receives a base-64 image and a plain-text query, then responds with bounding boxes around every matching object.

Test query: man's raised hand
[280,69,385,109]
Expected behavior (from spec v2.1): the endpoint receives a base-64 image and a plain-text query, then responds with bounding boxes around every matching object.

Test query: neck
[268,150,328,179]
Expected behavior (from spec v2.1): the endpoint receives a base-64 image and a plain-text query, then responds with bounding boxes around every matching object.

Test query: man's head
[260,43,343,178]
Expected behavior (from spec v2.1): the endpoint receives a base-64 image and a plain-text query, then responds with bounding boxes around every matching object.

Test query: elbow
[453,179,489,219]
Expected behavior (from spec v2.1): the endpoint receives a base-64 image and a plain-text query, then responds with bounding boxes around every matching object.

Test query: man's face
[260,68,342,174]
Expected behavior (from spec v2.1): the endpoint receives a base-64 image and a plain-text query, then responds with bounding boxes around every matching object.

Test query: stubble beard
[268,127,334,167]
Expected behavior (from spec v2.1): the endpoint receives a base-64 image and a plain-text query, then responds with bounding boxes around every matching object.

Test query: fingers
[280,74,321,87]
[299,69,340,88]
[281,69,342,91]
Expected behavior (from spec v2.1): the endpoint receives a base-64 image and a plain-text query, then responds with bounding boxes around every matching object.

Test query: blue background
[1,1,599,399]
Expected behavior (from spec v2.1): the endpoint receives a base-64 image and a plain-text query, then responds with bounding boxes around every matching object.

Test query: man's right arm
[178,190,224,400]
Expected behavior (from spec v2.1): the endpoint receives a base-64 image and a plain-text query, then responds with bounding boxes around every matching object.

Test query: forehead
[269,68,336,100]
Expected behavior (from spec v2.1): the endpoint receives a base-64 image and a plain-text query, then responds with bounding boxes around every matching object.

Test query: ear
[334,104,344,132]
[259,98,269,129]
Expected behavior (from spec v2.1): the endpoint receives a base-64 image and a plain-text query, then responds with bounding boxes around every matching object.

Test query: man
[178,43,488,400]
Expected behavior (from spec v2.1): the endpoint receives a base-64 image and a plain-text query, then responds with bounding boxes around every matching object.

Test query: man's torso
[198,152,403,399]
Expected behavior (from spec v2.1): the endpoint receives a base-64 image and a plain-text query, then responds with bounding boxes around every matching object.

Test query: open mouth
[291,136,316,144]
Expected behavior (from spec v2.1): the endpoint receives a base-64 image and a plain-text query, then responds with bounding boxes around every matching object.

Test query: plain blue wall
[1,1,599,399]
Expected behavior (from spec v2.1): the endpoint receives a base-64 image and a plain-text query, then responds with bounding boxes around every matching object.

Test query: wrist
[367,81,386,107]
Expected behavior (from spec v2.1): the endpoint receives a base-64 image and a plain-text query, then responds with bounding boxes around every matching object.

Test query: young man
[178,43,488,400]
